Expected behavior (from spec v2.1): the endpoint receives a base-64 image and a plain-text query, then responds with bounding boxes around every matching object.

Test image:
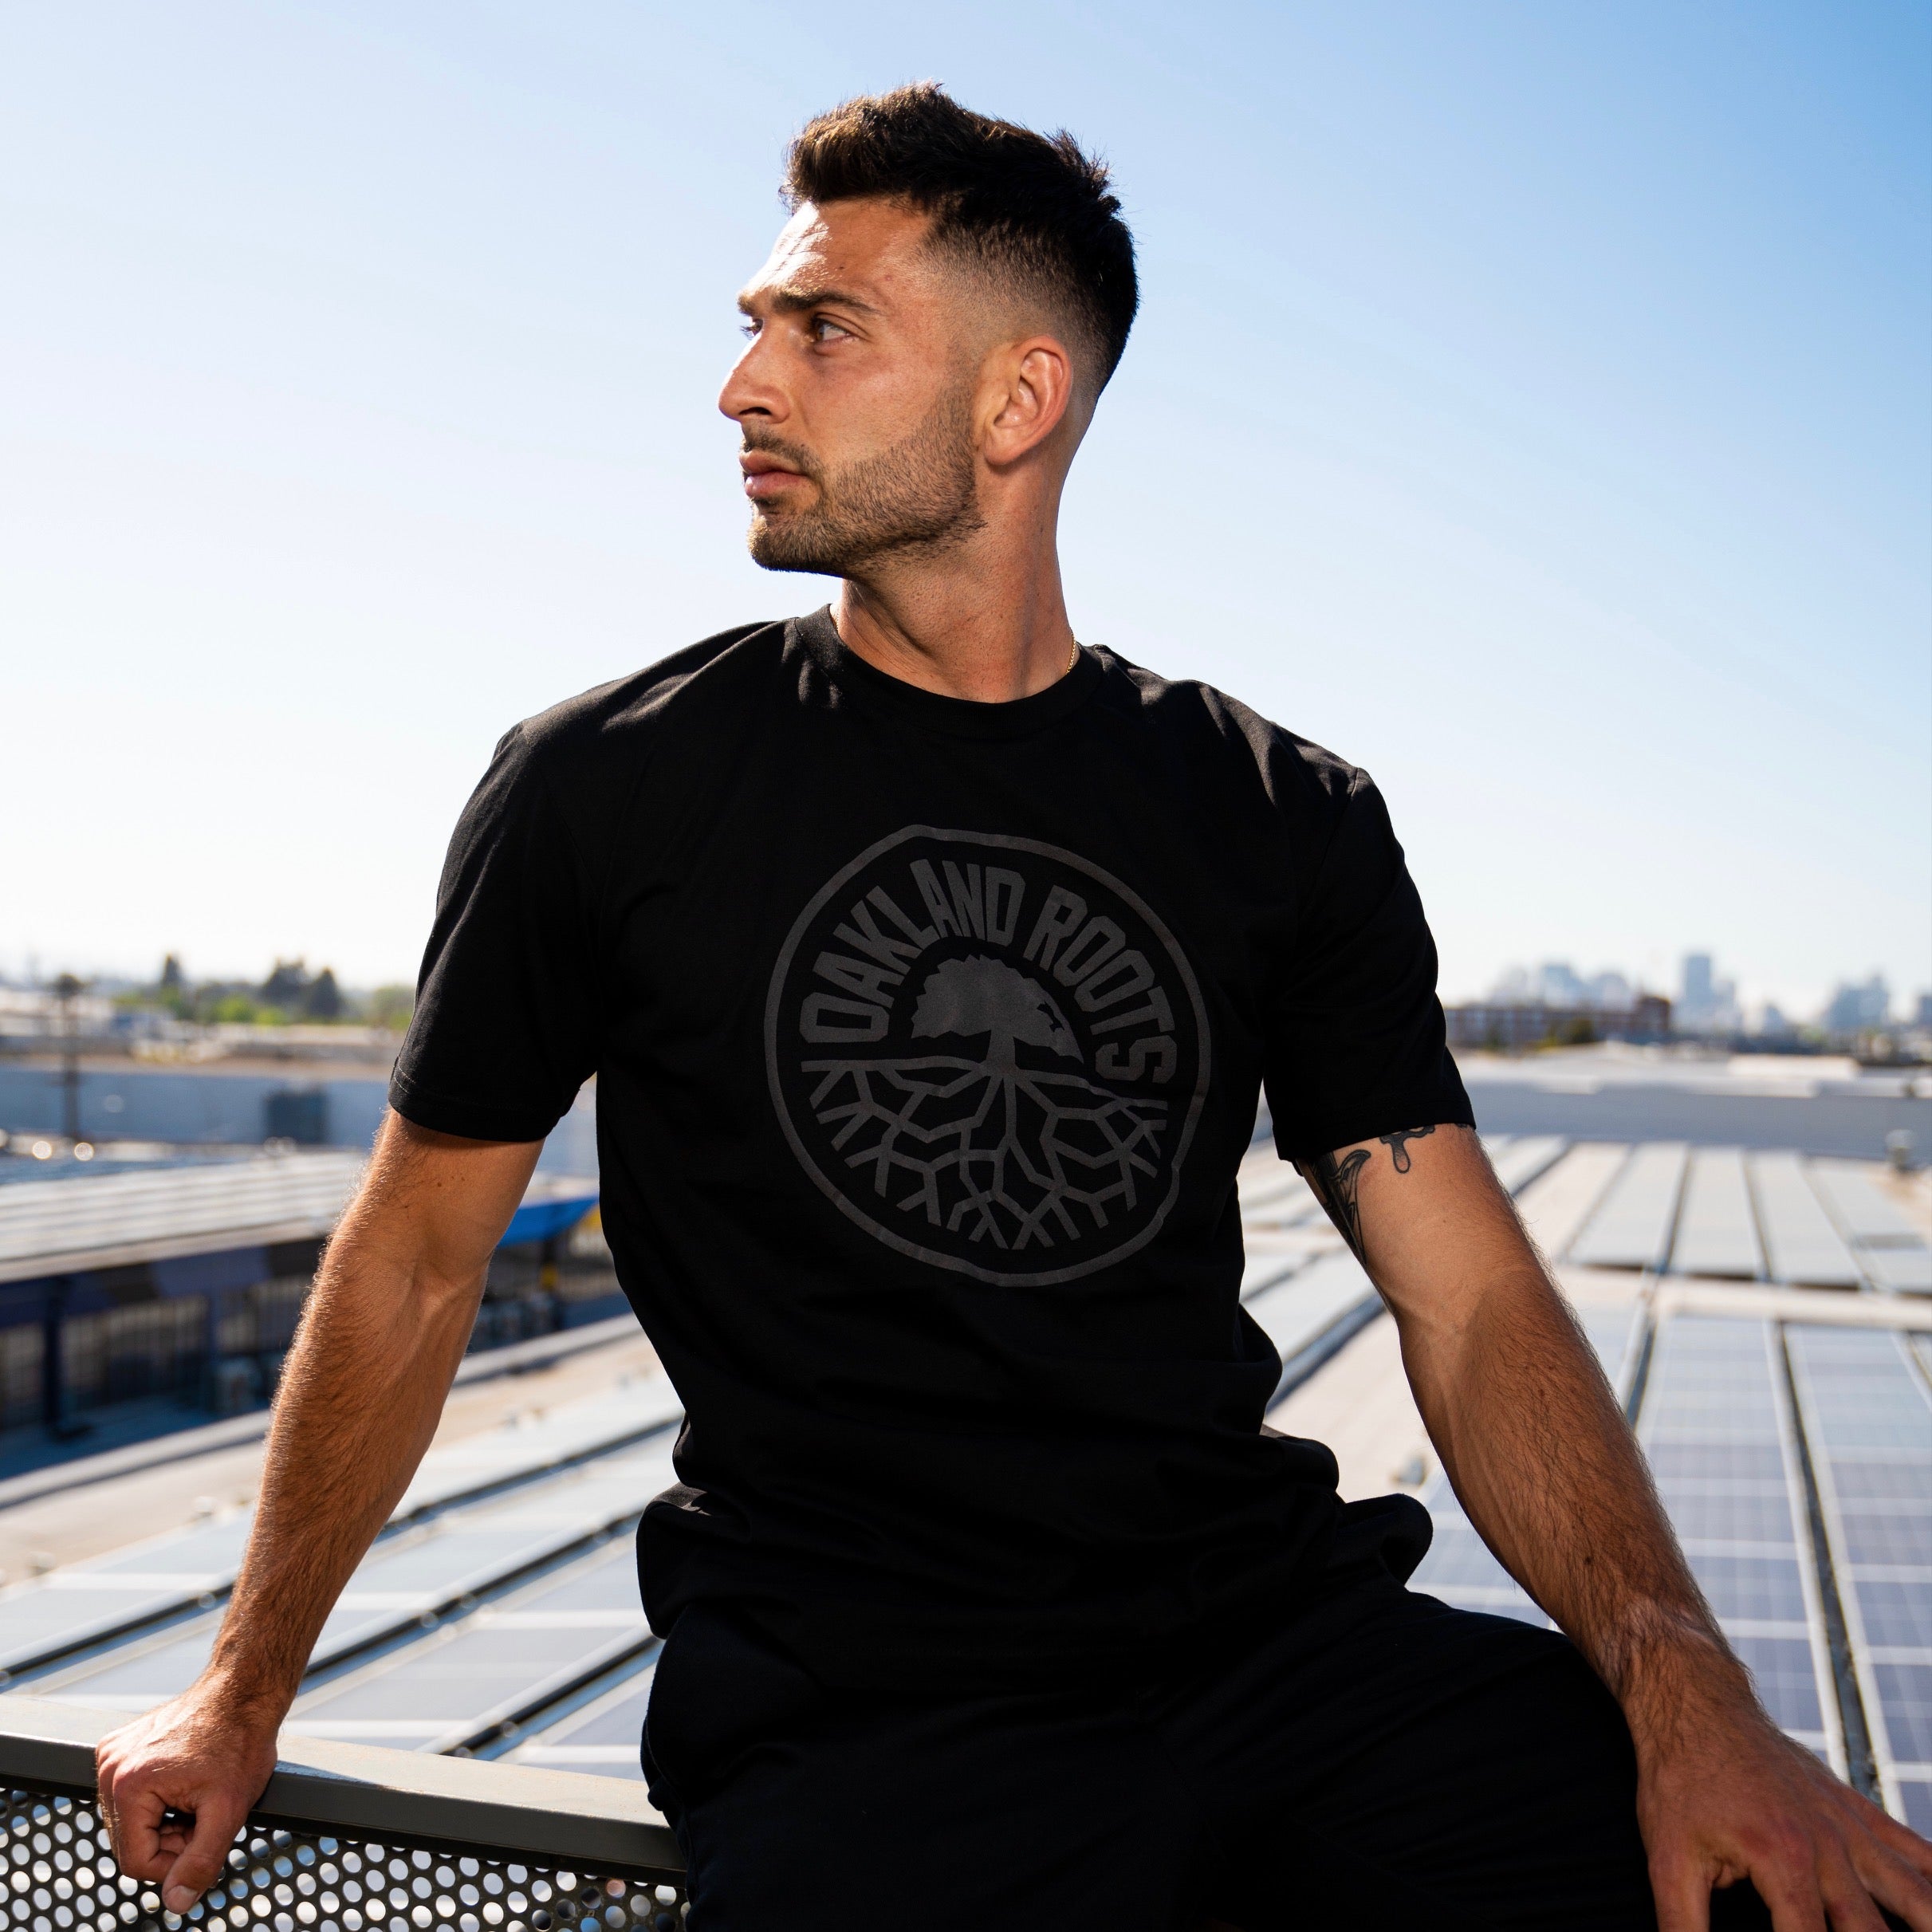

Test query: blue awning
[498,1175,599,1250]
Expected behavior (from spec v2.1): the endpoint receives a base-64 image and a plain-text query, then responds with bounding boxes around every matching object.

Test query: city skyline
[2,944,1923,1042]
[1478,950,1919,1036]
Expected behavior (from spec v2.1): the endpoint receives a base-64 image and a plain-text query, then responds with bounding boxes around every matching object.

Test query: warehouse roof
[0,1153,596,1285]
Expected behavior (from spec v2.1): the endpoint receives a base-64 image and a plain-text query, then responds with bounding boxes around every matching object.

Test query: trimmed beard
[746,383,985,575]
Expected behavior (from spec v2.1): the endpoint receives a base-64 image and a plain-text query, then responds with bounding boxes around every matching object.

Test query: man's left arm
[1297,1122,1932,1932]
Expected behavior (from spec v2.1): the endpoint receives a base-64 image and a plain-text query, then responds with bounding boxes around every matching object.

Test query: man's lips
[739,451,811,503]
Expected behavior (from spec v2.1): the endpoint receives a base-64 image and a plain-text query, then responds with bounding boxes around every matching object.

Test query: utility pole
[41,1278,88,1440]
[52,973,85,1145]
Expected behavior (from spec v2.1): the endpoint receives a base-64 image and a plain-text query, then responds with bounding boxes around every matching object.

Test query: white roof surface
[0,1152,366,1284]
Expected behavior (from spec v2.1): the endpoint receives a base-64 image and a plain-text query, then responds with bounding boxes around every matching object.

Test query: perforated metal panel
[0,1787,686,1932]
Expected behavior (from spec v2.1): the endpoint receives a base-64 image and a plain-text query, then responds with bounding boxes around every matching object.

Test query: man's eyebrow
[737,283,880,317]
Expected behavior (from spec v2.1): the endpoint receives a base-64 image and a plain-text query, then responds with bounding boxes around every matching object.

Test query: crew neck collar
[795,606,1103,742]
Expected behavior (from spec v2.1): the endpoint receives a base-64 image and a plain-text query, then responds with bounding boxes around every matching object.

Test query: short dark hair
[784,84,1138,388]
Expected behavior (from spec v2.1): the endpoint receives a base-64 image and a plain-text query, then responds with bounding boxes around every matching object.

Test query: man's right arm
[94,1112,542,1912]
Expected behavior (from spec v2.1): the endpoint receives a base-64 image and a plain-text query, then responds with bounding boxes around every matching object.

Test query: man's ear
[982,336,1078,468]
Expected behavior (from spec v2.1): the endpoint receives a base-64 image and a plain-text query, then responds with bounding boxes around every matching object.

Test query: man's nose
[719,329,785,425]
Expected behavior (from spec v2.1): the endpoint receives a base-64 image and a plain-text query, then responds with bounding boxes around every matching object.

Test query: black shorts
[643,1504,1780,1930]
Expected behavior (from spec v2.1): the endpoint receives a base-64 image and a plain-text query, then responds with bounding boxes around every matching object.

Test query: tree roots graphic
[802,1055,1168,1253]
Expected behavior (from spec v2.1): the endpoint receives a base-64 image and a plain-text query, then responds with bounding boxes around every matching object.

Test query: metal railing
[0,1698,685,1932]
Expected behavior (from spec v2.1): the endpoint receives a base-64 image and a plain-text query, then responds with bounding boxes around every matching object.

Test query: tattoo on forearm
[1379,1123,1435,1172]
[1294,1124,1439,1265]
[1303,1147,1371,1262]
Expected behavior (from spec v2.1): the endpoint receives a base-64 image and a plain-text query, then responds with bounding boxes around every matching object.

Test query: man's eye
[738,318,761,340]
[809,316,851,343]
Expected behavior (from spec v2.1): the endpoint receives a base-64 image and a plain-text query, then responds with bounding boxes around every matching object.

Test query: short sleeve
[1263,771,1473,1161]
[388,727,600,1143]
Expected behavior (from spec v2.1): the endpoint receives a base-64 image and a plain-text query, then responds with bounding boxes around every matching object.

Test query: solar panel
[13,1132,1915,1816]
[1570,1144,1687,1273]
[283,1539,652,1756]
[1578,1301,1646,1403]
[1513,1144,1632,1261]
[1634,1318,1841,1769]
[0,1513,256,1677]
[507,1662,656,1781]
[1803,1163,1932,1296]
[1785,1324,1932,1824]
[1407,1307,1844,1769]
[1670,1149,1762,1281]
[1808,1166,1922,1245]
[1249,1140,1598,1403]
[1407,1300,1644,1631]
[1245,1253,1379,1400]
[392,1374,683,1518]
[0,1375,682,1678]
[1485,1136,1568,1197]
[1237,1136,1563,1234]
[1863,1248,1932,1297]
[1237,1165,1321,1224]
[1749,1154,1863,1290]
[8,1441,679,1714]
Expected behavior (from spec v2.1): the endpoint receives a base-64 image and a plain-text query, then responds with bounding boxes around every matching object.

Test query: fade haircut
[784,84,1139,390]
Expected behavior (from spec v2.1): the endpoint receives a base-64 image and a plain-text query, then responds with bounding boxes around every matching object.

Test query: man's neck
[832,543,1077,703]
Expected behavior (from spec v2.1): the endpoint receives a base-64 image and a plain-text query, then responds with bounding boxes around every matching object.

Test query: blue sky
[2,2,1927,1017]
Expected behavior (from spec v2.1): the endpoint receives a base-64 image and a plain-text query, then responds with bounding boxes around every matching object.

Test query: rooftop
[0,1151,598,1285]
[0,1129,1925,1840]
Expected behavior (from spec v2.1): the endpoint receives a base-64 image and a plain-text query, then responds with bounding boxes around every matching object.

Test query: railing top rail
[0,1696,683,1878]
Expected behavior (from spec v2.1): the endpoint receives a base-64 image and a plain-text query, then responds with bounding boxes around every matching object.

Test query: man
[98,85,1931,1931]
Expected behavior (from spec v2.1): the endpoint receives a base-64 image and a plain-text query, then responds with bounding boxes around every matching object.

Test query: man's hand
[95,1683,280,1914]
[92,1114,541,1897]
[1632,1647,1932,1930]
[1298,1123,1932,1930]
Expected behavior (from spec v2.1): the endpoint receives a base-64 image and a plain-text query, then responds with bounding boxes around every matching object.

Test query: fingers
[1749,1863,1829,1932]
[1813,1843,1894,1932]
[95,1709,259,1902]
[1651,1849,1714,1932]
[1853,1842,1932,1932]
[94,1729,132,1869]
[1825,1779,1932,1929]
[97,1772,173,1882]
[1861,1805,1932,1890]
[163,1793,250,1915]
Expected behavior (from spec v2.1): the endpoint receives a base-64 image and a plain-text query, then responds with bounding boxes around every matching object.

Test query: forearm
[1395,1259,1747,1726]
[92,1116,541,1909]
[1303,1126,1752,1732]
[202,1230,483,1714]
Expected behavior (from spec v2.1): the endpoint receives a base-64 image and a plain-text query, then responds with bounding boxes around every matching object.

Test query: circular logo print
[765,825,1210,1285]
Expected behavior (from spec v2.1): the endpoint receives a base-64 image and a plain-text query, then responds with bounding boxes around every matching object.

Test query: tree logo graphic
[765,826,1210,1285]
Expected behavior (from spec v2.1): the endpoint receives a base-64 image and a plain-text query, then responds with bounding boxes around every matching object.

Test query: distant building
[1584,970,1634,1010]
[0,1155,606,1435]
[1485,962,1639,1013]
[1677,951,1741,1036]
[1446,994,1672,1051]
[1682,953,1714,1015]
[1822,976,1890,1038]
[1537,962,1587,1008]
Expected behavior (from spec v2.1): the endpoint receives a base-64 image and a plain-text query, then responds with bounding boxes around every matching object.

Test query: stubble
[745,383,985,575]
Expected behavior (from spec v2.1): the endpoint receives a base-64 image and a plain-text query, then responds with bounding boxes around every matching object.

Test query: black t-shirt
[391,609,1471,1690]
